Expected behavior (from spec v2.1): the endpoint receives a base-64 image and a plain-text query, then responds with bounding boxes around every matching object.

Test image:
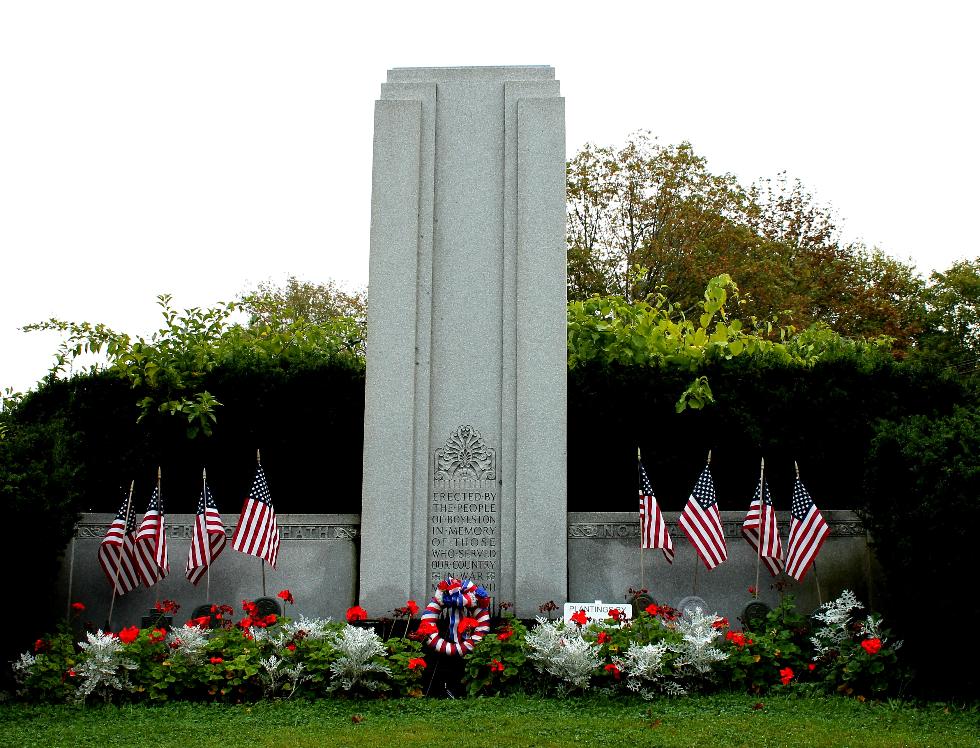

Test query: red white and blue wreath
[418,578,491,656]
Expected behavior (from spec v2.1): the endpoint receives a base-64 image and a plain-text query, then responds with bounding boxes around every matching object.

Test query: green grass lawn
[0,694,976,748]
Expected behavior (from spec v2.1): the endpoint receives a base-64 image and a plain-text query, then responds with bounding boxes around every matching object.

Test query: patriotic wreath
[419,578,491,656]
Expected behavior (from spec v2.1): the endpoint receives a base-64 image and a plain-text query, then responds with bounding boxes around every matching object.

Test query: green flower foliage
[461,616,529,696]
[718,595,810,694]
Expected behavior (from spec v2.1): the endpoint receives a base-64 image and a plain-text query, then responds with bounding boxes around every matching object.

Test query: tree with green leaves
[915,257,980,372]
[567,133,927,352]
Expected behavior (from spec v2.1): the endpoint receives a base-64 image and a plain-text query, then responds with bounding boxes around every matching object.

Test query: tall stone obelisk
[359,67,566,617]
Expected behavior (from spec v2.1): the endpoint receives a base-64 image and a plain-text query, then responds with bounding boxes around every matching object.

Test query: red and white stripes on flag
[678,465,728,570]
[638,458,673,563]
[742,476,783,576]
[785,476,830,581]
[186,478,227,585]
[134,485,169,587]
[97,494,140,594]
[232,463,279,568]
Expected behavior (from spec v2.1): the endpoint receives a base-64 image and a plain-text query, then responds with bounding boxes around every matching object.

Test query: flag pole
[754,457,764,599]
[204,467,211,604]
[257,448,267,598]
[107,479,135,631]
[637,446,644,591]
[66,527,77,620]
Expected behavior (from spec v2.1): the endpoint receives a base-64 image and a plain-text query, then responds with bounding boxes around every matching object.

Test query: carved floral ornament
[434,425,496,481]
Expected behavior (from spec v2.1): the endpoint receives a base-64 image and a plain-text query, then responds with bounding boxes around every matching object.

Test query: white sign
[562,601,633,624]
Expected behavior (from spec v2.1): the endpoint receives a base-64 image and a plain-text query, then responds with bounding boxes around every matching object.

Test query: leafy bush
[861,406,980,698]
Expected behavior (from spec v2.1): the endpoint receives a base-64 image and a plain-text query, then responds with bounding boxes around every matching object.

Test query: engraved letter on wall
[430,425,498,595]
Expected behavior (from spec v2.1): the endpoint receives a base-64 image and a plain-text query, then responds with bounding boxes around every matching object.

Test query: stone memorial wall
[359,67,567,617]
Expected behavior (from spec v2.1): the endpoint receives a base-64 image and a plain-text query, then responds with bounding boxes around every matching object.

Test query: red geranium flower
[67,668,76,678]
[263,614,277,626]
[34,639,47,653]
[860,638,882,655]
[808,663,816,671]
[405,600,419,616]
[118,626,140,644]
[408,657,427,670]
[286,643,297,652]
[604,663,621,680]
[71,602,85,613]
[597,631,611,645]
[277,589,294,605]
[712,617,729,629]
[570,609,588,626]
[779,667,794,685]
[608,608,623,622]
[490,659,505,673]
[346,605,368,623]
[726,631,749,648]
[154,599,180,614]
[210,657,223,665]
[416,620,438,636]
[497,628,514,642]
[645,604,659,617]
[456,617,480,637]
[148,628,167,644]
[170,640,181,650]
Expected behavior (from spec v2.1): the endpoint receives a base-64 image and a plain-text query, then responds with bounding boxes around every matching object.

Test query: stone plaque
[430,425,498,596]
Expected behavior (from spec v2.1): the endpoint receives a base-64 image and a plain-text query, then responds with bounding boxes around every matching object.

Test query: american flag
[232,463,279,568]
[678,465,728,569]
[784,476,830,581]
[97,492,140,594]
[134,485,169,587]
[638,458,673,563]
[742,475,783,576]
[185,477,227,585]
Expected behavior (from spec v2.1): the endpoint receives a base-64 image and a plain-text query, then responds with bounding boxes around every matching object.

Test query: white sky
[2,1,978,395]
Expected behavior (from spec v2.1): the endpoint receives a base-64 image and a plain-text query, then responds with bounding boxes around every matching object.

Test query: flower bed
[10,590,903,703]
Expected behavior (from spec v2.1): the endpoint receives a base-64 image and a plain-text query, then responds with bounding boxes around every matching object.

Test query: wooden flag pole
[66,528,77,619]
[107,479,135,631]
[754,457,765,599]
[865,529,874,612]
[637,446,644,591]
[257,449,267,598]
[204,467,211,604]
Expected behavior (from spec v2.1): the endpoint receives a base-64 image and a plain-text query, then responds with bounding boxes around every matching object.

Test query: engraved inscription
[430,425,498,595]
[75,522,359,541]
[568,518,865,540]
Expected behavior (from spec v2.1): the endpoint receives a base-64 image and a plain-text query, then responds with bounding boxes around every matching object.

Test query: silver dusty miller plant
[667,607,728,689]
[10,652,36,696]
[526,617,602,692]
[258,654,309,698]
[253,615,333,649]
[810,589,901,658]
[326,624,392,693]
[75,630,138,703]
[615,641,686,697]
[166,624,210,662]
